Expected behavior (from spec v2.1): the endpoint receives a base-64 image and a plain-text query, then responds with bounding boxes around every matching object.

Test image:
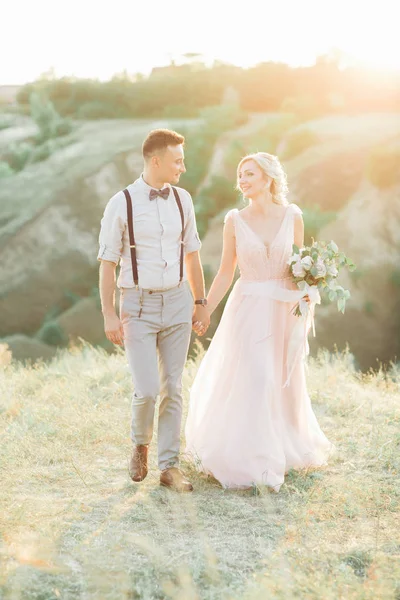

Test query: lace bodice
[225,204,302,281]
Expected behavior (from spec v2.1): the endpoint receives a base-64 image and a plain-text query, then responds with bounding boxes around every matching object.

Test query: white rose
[328,264,338,277]
[314,258,327,279]
[287,254,299,265]
[292,260,306,278]
[300,256,313,271]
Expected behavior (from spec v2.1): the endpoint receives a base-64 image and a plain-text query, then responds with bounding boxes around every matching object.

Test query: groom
[97,129,209,492]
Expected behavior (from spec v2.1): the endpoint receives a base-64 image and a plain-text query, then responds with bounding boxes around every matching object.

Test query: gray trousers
[120,282,193,470]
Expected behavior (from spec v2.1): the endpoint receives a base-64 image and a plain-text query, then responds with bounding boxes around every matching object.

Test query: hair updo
[237,152,289,205]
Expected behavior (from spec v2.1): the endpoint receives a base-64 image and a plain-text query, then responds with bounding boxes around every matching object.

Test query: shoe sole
[160,482,193,493]
[129,472,148,482]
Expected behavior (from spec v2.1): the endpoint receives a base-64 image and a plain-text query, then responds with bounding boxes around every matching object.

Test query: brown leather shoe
[129,445,148,482]
[160,467,193,492]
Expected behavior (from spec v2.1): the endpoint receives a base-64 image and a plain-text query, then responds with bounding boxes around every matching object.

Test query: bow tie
[149,187,170,201]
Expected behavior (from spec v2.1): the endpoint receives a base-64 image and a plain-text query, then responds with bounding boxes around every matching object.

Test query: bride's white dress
[185,204,334,491]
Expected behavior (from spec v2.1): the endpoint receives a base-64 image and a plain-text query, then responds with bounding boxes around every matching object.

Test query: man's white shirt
[97,175,201,289]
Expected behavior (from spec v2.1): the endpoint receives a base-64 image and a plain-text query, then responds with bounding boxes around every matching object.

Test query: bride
[185,152,334,491]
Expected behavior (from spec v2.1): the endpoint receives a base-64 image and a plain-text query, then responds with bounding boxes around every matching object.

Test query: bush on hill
[281,128,320,160]
[366,144,400,189]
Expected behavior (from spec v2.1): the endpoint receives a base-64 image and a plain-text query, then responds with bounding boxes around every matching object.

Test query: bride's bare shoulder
[237,207,250,217]
[289,203,303,216]
[224,208,239,224]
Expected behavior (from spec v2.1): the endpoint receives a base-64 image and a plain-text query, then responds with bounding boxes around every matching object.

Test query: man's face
[155,144,186,185]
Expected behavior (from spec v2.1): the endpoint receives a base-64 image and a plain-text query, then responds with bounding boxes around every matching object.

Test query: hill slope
[0,118,197,336]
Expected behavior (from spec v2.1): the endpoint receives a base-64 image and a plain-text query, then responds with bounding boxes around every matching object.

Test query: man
[97,129,209,492]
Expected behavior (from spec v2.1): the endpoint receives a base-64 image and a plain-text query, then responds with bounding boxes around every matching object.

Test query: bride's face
[237,159,269,198]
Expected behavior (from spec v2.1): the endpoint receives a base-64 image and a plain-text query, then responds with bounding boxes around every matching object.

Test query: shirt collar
[139,173,171,194]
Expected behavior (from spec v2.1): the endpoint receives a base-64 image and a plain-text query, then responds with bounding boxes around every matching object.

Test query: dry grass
[0,344,399,599]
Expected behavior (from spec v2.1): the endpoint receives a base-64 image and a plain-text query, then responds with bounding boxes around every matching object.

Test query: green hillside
[1,108,400,371]
[0,117,198,243]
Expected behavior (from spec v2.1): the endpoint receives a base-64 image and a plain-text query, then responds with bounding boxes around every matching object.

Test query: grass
[0,344,399,599]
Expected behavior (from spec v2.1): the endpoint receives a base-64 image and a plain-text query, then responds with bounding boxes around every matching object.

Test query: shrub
[0,115,13,130]
[199,104,248,132]
[204,176,238,211]
[30,140,54,163]
[302,205,337,245]
[6,142,34,171]
[76,101,125,119]
[162,104,197,118]
[281,127,320,160]
[53,118,73,137]
[180,106,247,196]
[225,140,246,171]
[30,91,59,141]
[36,320,68,347]
[27,134,74,165]
[224,115,298,179]
[366,145,400,189]
[280,95,321,120]
[194,176,240,236]
[390,269,400,287]
[30,91,73,143]
[0,161,14,178]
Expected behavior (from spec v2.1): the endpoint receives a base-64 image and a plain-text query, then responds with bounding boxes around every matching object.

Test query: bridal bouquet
[287,240,356,317]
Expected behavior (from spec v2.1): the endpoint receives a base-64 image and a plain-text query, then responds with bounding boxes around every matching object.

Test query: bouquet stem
[292,302,302,317]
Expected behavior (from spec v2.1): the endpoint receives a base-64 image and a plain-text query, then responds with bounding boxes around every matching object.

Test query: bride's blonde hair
[237,152,289,206]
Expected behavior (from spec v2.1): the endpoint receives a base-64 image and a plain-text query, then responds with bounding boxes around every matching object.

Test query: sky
[2,0,399,84]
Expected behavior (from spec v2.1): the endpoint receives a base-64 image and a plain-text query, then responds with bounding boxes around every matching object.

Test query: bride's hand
[193,320,208,336]
[192,305,210,336]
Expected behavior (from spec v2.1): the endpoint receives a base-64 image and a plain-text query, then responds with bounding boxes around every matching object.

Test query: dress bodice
[225,204,302,282]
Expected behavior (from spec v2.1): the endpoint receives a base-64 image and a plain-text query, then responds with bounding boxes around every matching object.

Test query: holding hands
[192,303,210,337]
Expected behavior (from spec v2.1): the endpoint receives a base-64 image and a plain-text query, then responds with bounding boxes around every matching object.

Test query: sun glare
[1,0,399,84]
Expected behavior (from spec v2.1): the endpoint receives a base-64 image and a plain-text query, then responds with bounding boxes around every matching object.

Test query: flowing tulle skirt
[185,278,334,491]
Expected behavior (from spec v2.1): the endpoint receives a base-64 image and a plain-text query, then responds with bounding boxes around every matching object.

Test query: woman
[185,153,334,492]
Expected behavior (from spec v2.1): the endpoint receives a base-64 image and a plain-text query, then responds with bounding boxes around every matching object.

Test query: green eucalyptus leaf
[329,240,339,253]
[328,289,337,302]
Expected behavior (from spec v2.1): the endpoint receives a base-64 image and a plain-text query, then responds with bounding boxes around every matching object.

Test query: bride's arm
[206,214,237,316]
[294,211,311,304]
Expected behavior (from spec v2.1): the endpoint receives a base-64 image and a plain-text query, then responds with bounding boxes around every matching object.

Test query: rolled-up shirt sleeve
[183,192,202,254]
[97,192,125,264]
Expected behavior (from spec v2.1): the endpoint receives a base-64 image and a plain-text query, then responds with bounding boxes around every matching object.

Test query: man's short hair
[142,129,185,159]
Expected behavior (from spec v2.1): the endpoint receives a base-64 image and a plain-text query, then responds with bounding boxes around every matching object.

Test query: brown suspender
[172,187,185,285]
[123,188,139,288]
[123,187,185,289]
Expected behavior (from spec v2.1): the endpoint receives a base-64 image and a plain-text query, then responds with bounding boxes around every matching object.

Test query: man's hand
[192,305,210,337]
[104,313,124,346]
